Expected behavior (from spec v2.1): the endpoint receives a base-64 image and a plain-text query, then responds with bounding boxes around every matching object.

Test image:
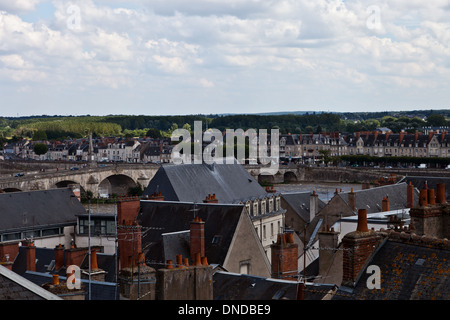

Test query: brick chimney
[65,246,89,268]
[117,197,141,223]
[118,220,142,271]
[342,209,380,287]
[407,182,415,208]
[0,242,19,270]
[190,216,205,261]
[271,232,298,281]
[318,226,339,276]
[26,242,36,272]
[203,194,218,203]
[410,184,447,238]
[348,188,356,212]
[382,196,390,212]
[309,190,319,222]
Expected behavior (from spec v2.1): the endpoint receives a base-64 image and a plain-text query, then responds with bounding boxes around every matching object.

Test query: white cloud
[0,0,449,115]
[0,0,41,14]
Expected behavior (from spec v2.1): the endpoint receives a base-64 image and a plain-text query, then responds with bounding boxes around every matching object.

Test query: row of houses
[281,129,450,162]
[0,159,449,300]
[3,127,450,165]
[2,137,173,163]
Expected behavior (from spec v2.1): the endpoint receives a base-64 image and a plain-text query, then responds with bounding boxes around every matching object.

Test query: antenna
[188,202,200,219]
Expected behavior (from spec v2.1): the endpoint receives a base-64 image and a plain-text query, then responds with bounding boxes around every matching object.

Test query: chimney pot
[176,254,183,268]
[356,209,369,233]
[52,274,59,286]
[436,183,446,204]
[166,260,173,269]
[194,252,202,266]
[419,189,428,206]
[428,188,436,205]
[201,256,208,266]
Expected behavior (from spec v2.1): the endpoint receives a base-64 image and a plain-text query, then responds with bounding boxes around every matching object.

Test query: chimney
[436,183,446,204]
[26,242,36,272]
[65,246,89,268]
[428,188,436,206]
[54,244,64,271]
[90,249,99,271]
[149,192,164,201]
[0,242,19,270]
[348,188,356,212]
[356,208,369,232]
[309,190,319,222]
[118,220,142,271]
[203,194,218,204]
[271,232,298,281]
[190,216,205,261]
[318,226,339,276]
[419,189,428,206]
[52,274,59,286]
[407,182,415,208]
[117,197,141,223]
[382,196,390,212]
[342,209,380,287]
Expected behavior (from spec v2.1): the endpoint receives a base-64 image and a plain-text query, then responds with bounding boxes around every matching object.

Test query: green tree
[32,130,48,141]
[426,114,447,127]
[33,143,48,155]
[146,128,162,139]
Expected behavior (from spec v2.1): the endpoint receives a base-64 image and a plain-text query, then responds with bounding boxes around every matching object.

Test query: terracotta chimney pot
[356,209,369,233]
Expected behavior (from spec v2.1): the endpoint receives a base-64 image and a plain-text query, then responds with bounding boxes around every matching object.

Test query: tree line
[0,110,449,143]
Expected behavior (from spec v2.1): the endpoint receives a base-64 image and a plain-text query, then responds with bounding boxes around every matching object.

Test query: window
[263,225,266,239]
[42,228,61,237]
[79,217,116,235]
[270,223,274,237]
[239,260,251,274]
[2,232,21,242]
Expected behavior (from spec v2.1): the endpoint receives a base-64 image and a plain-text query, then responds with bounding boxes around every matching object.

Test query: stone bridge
[1,162,449,197]
[0,164,159,198]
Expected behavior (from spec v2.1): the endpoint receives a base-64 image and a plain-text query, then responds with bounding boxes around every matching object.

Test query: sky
[0,0,449,117]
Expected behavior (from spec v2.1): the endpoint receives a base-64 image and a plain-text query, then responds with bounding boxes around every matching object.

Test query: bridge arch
[53,180,86,196]
[98,174,137,197]
[284,171,298,183]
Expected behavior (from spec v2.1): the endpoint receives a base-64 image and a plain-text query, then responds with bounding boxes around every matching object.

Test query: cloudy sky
[0,0,449,117]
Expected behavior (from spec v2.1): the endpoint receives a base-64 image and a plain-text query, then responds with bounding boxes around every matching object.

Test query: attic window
[212,235,222,244]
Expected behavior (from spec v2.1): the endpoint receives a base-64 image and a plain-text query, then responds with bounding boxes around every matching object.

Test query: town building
[142,161,286,262]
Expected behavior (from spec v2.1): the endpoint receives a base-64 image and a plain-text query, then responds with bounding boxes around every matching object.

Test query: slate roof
[0,264,61,300]
[213,271,337,300]
[338,183,419,214]
[213,271,299,300]
[12,246,118,300]
[138,200,244,269]
[281,191,326,223]
[142,162,269,203]
[0,188,85,234]
[334,235,450,300]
